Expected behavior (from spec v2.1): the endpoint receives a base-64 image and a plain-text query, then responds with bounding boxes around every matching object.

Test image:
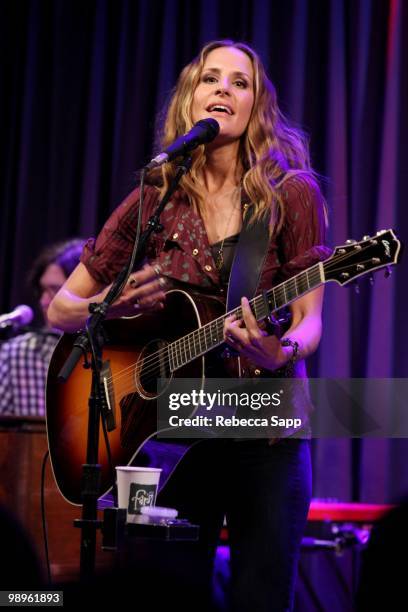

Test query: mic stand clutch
[57,155,192,582]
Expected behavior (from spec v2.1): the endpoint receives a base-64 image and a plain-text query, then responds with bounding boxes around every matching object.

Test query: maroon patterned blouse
[81,174,331,295]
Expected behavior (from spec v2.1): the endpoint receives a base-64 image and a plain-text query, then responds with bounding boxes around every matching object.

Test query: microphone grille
[195,118,220,142]
[15,305,34,326]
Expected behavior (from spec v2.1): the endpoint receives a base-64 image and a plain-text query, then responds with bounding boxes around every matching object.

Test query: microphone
[0,305,34,330]
[146,118,220,169]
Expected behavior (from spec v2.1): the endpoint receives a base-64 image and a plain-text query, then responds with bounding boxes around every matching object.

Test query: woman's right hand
[106,263,167,318]
[48,261,168,332]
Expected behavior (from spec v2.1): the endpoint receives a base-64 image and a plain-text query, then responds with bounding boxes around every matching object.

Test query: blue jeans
[157,438,312,611]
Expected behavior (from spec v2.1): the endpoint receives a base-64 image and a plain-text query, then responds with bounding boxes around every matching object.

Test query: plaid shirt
[0,331,59,417]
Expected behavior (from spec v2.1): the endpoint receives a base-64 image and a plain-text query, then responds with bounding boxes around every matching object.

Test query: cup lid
[115,466,162,472]
[140,506,178,518]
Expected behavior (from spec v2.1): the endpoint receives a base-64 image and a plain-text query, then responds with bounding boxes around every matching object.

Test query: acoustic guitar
[46,230,402,505]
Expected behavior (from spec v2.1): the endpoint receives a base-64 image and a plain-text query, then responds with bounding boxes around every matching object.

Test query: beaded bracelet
[281,338,300,373]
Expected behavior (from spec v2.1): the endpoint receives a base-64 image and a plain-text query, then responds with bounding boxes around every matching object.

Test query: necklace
[212,186,242,271]
[214,233,231,271]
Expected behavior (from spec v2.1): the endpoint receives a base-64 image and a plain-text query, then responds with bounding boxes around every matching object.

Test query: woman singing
[49,40,329,611]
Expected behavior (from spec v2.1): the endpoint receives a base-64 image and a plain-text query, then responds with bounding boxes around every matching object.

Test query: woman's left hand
[223,297,292,371]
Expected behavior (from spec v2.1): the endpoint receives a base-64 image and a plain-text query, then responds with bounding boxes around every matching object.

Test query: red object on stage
[219,500,393,541]
[307,501,394,523]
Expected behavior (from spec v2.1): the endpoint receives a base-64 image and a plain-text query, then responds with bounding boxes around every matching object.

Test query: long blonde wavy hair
[148,39,318,234]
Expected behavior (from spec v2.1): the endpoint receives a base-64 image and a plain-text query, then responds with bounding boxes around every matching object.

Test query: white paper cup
[116,466,162,523]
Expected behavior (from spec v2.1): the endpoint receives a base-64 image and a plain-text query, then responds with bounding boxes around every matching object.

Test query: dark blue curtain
[1,0,407,505]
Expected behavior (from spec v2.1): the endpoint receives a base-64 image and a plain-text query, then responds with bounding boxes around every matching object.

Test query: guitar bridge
[100,360,116,431]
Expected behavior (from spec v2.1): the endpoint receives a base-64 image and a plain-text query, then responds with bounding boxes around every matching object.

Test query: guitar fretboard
[168,262,324,372]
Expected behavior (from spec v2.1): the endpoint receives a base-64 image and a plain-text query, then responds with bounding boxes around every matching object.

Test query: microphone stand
[57,156,192,582]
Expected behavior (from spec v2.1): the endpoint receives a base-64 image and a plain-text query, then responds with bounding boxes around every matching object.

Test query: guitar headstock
[324,229,402,286]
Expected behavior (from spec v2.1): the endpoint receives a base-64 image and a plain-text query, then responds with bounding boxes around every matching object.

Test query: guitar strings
[104,251,367,389]
[104,251,386,400]
[103,257,353,390]
[109,266,316,397]
[103,245,385,392]
[102,263,323,386]
[102,298,256,384]
[103,296,270,388]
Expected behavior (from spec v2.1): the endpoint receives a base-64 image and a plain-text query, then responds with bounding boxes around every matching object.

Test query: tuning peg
[384,266,392,278]
[362,235,371,240]
[346,239,356,244]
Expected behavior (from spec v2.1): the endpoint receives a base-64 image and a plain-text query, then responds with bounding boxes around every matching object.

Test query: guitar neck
[168,261,325,371]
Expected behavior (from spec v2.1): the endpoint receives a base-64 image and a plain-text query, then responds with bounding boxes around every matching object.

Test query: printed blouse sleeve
[80,185,159,285]
[277,174,332,280]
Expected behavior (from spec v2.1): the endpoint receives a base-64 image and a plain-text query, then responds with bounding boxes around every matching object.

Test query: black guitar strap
[226,204,271,311]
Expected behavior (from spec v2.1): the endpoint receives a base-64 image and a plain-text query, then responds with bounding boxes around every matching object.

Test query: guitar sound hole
[136,339,172,398]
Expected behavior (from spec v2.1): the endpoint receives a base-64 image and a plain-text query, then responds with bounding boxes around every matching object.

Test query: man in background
[0,239,84,416]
